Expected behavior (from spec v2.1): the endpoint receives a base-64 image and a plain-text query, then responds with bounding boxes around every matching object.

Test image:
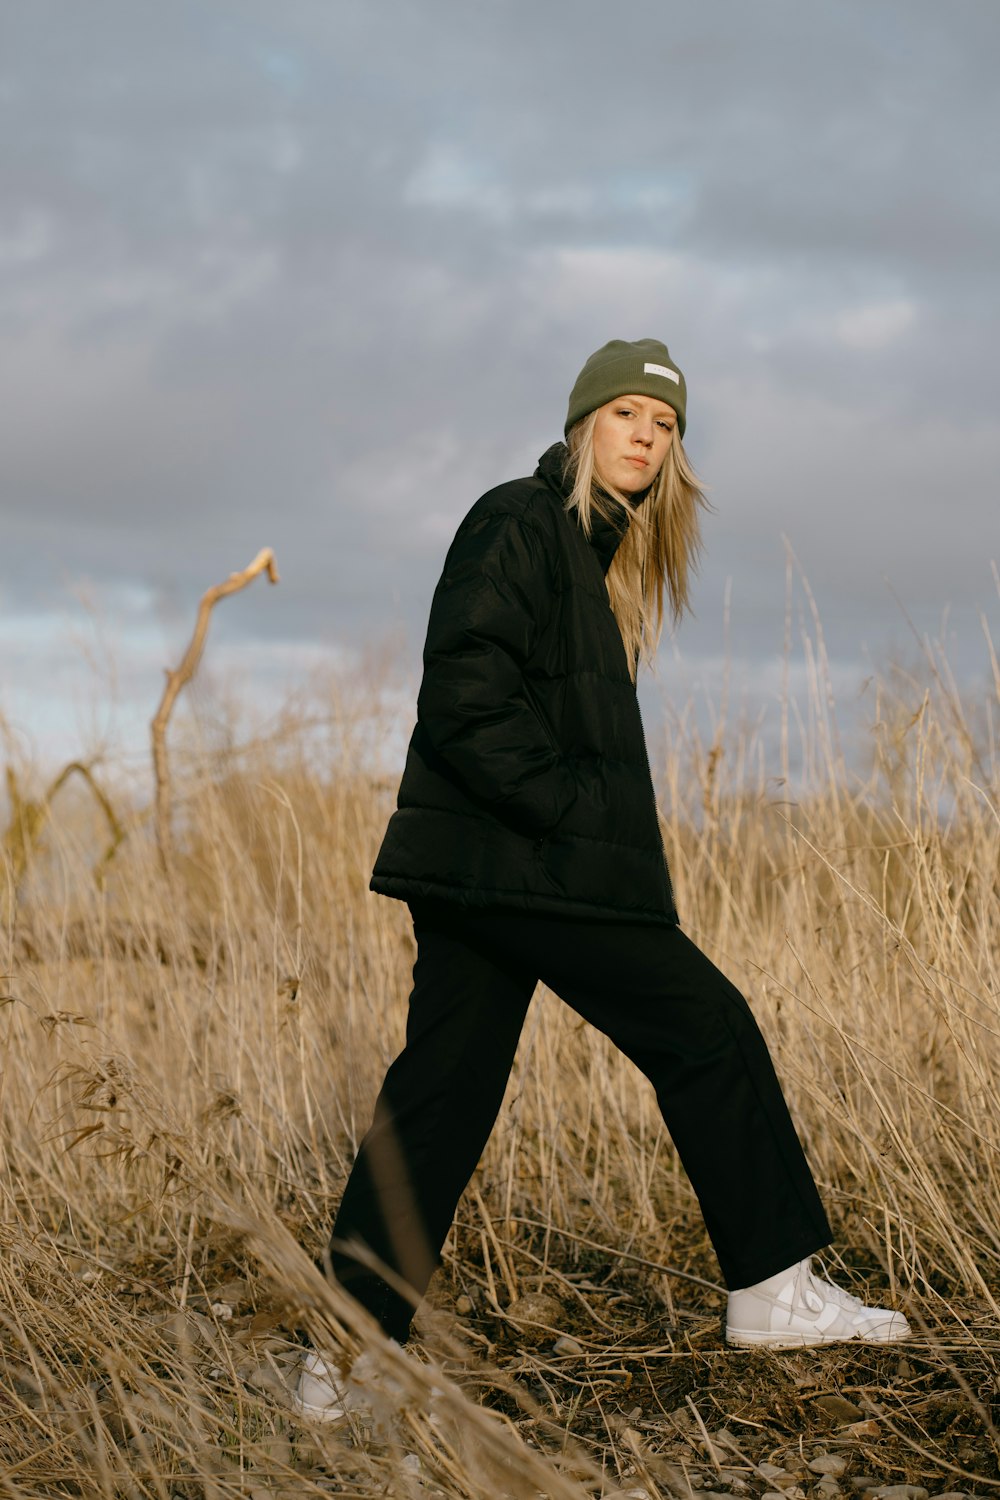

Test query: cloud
[1,0,997,768]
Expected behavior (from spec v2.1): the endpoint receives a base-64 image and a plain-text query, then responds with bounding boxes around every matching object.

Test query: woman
[297,338,909,1418]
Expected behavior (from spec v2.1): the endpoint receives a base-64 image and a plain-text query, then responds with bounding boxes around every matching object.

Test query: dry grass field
[1,629,998,1499]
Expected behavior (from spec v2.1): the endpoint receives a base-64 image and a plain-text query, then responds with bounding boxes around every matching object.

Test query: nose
[633,424,654,448]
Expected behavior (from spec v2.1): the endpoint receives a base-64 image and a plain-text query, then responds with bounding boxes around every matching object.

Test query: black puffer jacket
[370,443,678,926]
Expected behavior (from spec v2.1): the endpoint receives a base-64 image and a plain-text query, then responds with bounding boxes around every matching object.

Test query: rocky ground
[235,1223,1000,1498]
[2,1220,997,1498]
[416,1263,1000,1500]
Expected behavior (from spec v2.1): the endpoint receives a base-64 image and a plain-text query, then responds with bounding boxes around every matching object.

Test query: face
[591,393,677,495]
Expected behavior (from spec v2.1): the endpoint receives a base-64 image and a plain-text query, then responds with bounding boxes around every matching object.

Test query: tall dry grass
[0,613,998,1499]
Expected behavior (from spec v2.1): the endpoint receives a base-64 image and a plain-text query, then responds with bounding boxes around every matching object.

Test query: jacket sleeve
[416,508,578,836]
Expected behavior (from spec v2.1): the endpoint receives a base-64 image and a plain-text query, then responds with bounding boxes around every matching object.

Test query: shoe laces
[790,1259,825,1314]
[804,1261,868,1314]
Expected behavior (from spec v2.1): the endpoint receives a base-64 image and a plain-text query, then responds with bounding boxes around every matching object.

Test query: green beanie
[565,337,687,438]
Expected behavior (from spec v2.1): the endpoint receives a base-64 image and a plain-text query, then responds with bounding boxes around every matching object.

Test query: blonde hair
[565,412,709,680]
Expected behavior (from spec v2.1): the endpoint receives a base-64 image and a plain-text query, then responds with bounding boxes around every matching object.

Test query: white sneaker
[291,1341,420,1426]
[726,1258,911,1349]
[291,1348,367,1423]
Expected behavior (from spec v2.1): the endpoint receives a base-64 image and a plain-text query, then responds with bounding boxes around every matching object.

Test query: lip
[625,456,649,468]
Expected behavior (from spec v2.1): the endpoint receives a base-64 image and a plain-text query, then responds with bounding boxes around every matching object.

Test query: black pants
[326,900,832,1342]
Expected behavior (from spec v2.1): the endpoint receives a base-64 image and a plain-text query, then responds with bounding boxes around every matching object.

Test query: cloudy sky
[2,1,998,780]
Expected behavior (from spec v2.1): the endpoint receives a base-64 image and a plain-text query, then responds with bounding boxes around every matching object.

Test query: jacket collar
[535,442,642,576]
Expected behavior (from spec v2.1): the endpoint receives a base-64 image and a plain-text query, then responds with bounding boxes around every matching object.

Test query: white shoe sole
[726,1322,910,1349]
[290,1393,352,1422]
[290,1356,366,1424]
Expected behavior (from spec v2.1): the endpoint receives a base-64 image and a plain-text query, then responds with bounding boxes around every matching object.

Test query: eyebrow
[617,396,676,418]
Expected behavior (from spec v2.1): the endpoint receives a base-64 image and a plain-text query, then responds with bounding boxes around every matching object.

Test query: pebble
[205,1276,249,1307]
[843,1420,881,1440]
[505,1293,563,1346]
[455,1294,474,1316]
[147,1309,217,1350]
[553,1333,584,1357]
[762,1493,786,1500]
[870,1489,928,1500]
[813,1395,865,1424]
[927,1494,970,1500]
[759,1464,787,1482]
[809,1457,849,1478]
[235,1355,288,1397]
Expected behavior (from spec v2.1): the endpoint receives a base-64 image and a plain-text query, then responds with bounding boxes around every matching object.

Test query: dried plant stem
[2,761,124,896]
[0,580,997,1498]
[151,546,279,869]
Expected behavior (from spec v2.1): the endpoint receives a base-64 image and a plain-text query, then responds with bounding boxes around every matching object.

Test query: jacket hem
[369,874,678,928]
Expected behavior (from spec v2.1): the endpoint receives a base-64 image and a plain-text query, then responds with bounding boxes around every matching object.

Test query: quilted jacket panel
[370,443,677,926]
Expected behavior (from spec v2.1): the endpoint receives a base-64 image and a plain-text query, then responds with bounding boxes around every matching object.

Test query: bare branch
[151,547,280,869]
[2,761,125,890]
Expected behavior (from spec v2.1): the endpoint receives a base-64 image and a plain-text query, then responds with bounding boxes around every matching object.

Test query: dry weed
[1,622,998,1497]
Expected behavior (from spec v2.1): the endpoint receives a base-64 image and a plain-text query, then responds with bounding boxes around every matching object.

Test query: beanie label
[644,362,679,382]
